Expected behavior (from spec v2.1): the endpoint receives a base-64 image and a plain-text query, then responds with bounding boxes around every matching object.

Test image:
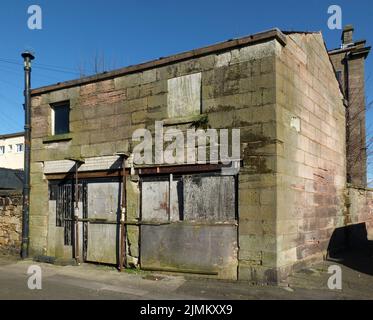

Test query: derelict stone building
[28,26,372,283]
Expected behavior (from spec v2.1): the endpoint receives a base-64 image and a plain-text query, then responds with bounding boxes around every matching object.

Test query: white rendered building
[0,132,24,170]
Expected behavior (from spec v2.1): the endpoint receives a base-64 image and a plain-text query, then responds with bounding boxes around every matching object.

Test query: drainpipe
[21,51,35,260]
[117,153,128,272]
[344,52,351,184]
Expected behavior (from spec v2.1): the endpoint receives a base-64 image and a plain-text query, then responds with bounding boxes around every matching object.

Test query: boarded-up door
[86,181,120,264]
[140,173,238,278]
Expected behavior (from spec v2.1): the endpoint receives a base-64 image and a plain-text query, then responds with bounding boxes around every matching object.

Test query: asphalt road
[0,254,372,300]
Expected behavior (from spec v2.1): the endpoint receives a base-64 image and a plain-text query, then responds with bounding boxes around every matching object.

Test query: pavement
[0,252,372,300]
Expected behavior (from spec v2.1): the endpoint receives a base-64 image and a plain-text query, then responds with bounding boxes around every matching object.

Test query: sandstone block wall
[345,186,373,241]
[0,193,22,254]
[275,32,347,279]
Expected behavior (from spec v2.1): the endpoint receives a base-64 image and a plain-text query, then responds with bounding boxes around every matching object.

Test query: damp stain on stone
[241,132,276,174]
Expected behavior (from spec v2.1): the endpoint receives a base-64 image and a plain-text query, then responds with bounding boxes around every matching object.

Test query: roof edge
[328,43,371,56]
[282,30,320,35]
[31,28,287,96]
[0,132,25,140]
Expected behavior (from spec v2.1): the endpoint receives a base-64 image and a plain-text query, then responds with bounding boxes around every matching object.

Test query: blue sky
[0,0,372,137]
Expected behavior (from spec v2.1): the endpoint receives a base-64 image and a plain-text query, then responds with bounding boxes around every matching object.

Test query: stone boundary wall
[0,193,22,254]
[344,186,373,244]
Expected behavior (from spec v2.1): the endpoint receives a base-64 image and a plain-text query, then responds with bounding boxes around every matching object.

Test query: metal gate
[56,183,74,246]
[55,179,121,265]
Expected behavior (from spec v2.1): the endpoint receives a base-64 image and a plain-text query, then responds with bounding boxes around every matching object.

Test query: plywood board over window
[167,73,202,118]
[183,175,236,222]
[141,177,182,222]
[141,174,236,223]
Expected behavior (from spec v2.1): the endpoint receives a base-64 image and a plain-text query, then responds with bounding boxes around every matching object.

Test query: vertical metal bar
[74,162,80,264]
[83,182,88,261]
[64,185,68,245]
[169,174,173,222]
[66,186,69,244]
[65,185,69,245]
[65,186,68,245]
[56,186,59,227]
[21,51,35,260]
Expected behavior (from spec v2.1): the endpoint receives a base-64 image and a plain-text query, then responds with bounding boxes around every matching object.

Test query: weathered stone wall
[345,186,373,240]
[0,193,22,254]
[275,33,347,279]
[235,42,280,282]
[327,187,373,255]
[126,177,140,267]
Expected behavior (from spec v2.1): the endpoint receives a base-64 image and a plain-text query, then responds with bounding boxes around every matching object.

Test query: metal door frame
[82,178,122,265]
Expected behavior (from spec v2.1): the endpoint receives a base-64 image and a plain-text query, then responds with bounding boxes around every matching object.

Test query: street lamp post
[21,51,35,260]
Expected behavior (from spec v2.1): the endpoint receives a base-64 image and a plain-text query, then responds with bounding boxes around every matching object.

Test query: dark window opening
[52,102,70,135]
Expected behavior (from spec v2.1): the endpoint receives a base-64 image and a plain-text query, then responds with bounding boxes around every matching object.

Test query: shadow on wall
[327,223,373,276]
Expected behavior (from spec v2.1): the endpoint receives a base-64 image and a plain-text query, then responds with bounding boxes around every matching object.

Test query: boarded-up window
[141,174,236,222]
[141,177,182,222]
[183,175,235,221]
[167,73,201,118]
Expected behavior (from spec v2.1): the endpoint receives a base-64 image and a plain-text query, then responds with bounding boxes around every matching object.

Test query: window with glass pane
[52,102,70,135]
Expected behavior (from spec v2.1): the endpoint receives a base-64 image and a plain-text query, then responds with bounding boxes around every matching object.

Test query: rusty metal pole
[21,51,35,260]
[67,158,84,264]
[119,157,127,272]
